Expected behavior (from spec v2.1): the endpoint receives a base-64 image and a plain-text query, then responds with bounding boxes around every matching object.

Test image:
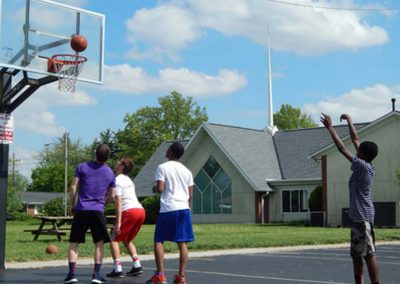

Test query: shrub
[104,203,115,216]
[142,195,160,224]
[42,197,64,216]
[6,186,24,221]
[308,186,323,211]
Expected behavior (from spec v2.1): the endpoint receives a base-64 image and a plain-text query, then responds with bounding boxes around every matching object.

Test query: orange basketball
[70,34,88,52]
[45,244,59,254]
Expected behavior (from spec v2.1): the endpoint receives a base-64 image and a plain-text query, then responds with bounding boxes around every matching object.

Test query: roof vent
[392,98,396,111]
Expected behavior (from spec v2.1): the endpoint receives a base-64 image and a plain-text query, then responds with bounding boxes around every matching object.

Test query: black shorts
[69,210,110,244]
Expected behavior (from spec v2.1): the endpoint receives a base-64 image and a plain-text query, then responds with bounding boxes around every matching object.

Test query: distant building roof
[21,191,64,205]
[274,124,368,179]
[187,123,281,192]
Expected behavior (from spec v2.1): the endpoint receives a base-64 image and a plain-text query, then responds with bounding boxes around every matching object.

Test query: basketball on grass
[45,244,59,254]
[70,34,88,52]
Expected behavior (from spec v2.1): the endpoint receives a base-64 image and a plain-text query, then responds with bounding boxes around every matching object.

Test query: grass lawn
[6,220,400,262]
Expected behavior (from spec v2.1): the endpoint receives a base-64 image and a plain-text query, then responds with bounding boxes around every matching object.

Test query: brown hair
[96,143,111,163]
[120,156,135,175]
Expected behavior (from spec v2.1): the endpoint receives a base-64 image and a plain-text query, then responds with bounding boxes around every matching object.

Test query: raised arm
[340,114,360,151]
[320,113,353,162]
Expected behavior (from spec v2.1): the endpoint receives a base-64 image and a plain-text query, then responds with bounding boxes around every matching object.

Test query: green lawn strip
[5,221,400,262]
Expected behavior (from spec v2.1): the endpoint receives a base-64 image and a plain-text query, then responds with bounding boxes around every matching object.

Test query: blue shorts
[154,209,194,243]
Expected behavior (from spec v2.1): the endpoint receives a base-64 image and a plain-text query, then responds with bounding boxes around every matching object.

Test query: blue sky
[8,0,400,177]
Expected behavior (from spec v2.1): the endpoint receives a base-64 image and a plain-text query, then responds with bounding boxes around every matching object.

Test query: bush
[7,186,24,221]
[104,203,115,216]
[308,186,323,211]
[142,195,160,224]
[42,197,64,216]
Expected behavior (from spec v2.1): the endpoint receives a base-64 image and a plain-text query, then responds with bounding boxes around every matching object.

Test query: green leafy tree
[42,197,64,216]
[7,172,28,220]
[87,128,121,169]
[396,169,400,184]
[28,163,75,192]
[142,195,160,224]
[115,91,208,176]
[28,135,92,192]
[273,104,318,130]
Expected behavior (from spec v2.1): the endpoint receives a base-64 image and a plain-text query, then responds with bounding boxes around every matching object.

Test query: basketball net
[48,54,87,93]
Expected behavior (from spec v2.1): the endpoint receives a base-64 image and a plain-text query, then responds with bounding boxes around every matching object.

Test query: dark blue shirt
[348,157,375,222]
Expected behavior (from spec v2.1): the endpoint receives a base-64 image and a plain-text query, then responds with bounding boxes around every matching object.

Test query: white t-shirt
[115,174,143,211]
[155,160,194,213]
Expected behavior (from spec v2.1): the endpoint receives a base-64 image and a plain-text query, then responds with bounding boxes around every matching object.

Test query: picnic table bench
[24,215,115,241]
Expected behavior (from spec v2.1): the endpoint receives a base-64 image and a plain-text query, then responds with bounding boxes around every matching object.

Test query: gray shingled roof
[188,123,281,191]
[274,124,368,179]
[21,191,64,204]
[134,140,188,197]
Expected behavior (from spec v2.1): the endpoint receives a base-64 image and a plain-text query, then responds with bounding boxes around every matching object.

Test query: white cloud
[126,4,202,61]
[103,64,247,97]
[303,83,400,124]
[125,0,390,59]
[12,83,96,136]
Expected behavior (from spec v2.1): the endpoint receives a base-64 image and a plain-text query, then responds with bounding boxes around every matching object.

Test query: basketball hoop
[47,54,87,93]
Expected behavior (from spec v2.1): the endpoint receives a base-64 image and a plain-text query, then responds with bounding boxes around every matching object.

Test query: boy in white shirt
[107,156,146,278]
[146,142,194,284]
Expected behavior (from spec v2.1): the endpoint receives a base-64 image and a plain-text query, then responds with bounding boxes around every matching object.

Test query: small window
[282,190,308,213]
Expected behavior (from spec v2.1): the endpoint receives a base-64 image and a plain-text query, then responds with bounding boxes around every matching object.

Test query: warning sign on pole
[0,113,13,144]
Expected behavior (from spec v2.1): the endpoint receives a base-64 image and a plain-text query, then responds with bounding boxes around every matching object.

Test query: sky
[6,0,400,178]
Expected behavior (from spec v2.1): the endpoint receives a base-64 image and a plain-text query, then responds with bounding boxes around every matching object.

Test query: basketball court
[1,243,399,283]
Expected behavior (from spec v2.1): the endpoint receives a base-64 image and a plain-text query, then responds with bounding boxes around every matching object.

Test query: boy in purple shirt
[321,113,380,284]
[64,144,116,284]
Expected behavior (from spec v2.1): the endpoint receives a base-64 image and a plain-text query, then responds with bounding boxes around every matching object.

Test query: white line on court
[271,250,400,261]
[165,268,352,284]
[255,254,400,266]
[252,253,351,262]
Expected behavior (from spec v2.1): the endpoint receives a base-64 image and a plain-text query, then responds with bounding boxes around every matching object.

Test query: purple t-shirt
[74,161,116,212]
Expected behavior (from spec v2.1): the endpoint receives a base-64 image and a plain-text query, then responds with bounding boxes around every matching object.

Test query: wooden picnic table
[24,215,115,241]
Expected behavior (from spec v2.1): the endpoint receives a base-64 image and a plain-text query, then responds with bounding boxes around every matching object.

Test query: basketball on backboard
[70,34,88,52]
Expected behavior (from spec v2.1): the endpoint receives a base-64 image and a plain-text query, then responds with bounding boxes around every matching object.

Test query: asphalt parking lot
[1,243,399,283]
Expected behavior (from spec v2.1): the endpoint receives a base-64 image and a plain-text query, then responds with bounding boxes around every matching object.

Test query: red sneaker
[145,273,167,284]
[173,274,186,284]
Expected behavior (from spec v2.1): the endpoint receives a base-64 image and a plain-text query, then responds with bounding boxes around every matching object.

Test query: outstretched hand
[340,114,352,123]
[320,113,332,129]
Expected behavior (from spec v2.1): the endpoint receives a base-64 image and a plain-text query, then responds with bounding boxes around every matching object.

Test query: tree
[87,128,121,170]
[115,91,208,176]
[7,172,28,220]
[42,197,64,216]
[28,135,92,192]
[273,104,318,130]
[308,186,322,212]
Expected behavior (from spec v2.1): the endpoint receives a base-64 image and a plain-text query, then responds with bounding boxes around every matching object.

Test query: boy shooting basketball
[321,113,380,284]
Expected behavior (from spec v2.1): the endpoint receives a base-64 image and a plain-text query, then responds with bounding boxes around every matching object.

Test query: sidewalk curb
[6,241,400,270]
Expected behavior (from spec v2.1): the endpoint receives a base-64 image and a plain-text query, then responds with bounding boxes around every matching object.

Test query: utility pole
[10,153,20,187]
[64,132,68,216]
